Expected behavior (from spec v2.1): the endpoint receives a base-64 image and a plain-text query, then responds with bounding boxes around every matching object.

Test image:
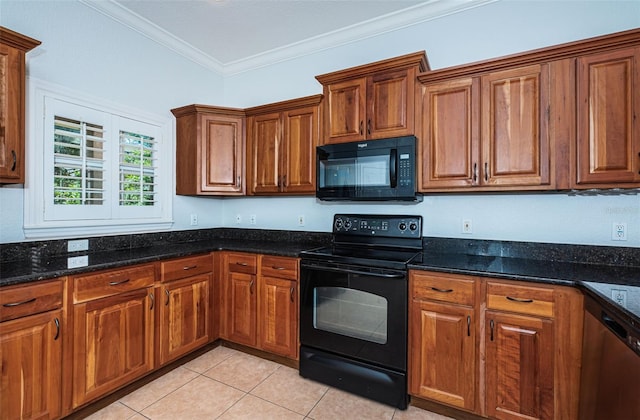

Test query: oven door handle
[301,263,405,279]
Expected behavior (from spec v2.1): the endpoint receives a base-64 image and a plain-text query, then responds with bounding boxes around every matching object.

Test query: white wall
[222,0,640,247]
[0,0,227,243]
[1,0,639,247]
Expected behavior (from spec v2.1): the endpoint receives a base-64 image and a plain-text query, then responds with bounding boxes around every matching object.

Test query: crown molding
[79,0,497,77]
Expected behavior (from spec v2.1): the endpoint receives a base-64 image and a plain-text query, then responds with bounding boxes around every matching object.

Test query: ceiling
[80,0,495,75]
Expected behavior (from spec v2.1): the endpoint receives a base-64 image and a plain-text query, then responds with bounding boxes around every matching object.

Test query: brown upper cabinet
[0,27,40,184]
[246,95,322,195]
[171,105,246,195]
[574,45,640,187]
[418,27,640,192]
[316,52,429,144]
[419,65,551,191]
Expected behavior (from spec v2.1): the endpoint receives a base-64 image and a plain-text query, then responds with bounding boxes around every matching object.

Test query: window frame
[25,78,174,239]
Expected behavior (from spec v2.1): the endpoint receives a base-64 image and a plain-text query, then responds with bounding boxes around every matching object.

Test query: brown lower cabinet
[0,279,64,420]
[409,270,584,420]
[71,265,156,409]
[221,252,299,359]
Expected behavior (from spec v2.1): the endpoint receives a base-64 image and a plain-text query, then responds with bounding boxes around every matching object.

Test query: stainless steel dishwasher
[579,287,640,420]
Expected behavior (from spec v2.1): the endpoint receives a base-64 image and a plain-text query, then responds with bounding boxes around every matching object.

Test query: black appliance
[299,214,423,409]
[316,136,421,202]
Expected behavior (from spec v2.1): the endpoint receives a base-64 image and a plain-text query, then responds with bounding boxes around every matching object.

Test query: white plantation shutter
[27,85,172,238]
[53,116,106,205]
[119,129,157,206]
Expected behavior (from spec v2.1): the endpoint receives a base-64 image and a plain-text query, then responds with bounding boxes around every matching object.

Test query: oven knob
[344,220,352,230]
[335,218,344,230]
[398,222,407,231]
[409,222,418,231]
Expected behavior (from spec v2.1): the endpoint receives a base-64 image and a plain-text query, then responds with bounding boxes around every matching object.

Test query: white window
[25,79,173,239]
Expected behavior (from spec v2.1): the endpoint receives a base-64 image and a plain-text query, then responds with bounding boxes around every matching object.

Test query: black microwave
[316,136,422,201]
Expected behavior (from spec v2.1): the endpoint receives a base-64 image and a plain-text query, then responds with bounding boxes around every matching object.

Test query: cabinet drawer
[0,279,63,322]
[161,253,213,283]
[73,264,156,303]
[260,256,298,280]
[486,281,554,318]
[227,253,257,274]
[411,271,475,306]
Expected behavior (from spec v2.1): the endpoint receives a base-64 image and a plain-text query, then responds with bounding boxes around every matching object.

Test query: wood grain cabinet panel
[223,252,258,346]
[171,105,245,195]
[316,52,428,144]
[158,274,211,365]
[1,309,62,420]
[0,27,40,184]
[258,275,297,359]
[246,95,321,195]
[419,64,551,191]
[575,46,640,186]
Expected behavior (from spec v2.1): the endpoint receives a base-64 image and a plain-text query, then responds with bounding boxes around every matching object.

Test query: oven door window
[313,286,387,344]
[318,154,390,189]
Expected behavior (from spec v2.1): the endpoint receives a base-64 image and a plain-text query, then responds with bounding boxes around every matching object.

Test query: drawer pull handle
[236,262,248,267]
[54,318,60,340]
[506,296,534,303]
[431,287,453,293]
[3,297,36,307]
[183,265,197,270]
[272,266,286,270]
[109,278,130,286]
[165,289,170,305]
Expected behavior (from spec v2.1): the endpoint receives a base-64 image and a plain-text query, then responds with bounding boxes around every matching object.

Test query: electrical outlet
[68,239,89,252]
[298,215,305,226]
[611,289,628,308]
[249,215,257,225]
[67,255,89,269]
[235,214,242,224]
[612,222,627,241]
[190,214,198,226]
[462,219,472,234]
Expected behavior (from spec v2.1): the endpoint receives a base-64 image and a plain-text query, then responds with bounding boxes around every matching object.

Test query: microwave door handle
[390,149,398,188]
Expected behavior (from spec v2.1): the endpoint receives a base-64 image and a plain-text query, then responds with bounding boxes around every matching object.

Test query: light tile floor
[85,346,453,420]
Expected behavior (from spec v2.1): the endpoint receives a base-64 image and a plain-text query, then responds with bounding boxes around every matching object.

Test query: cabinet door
[258,276,297,359]
[72,288,154,408]
[226,271,257,347]
[159,274,211,365]
[249,112,281,194]
[368,68,413,139]
[0,43,24,183]
[481,64,551,187]
[409,300,475,411]
[1,310,62,420]
[485,311,554,420]
[420,77,480,189]
[199,113,244,193]
[282,105,319,193]
[324,78,366,144]
[576,46,640,185]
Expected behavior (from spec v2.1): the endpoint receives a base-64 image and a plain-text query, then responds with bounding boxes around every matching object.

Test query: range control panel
[333,214,422,237]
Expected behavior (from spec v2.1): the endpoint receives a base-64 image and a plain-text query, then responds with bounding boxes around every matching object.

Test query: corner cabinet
[0,27,41,184]
[316,51,429,144]
[409,270,584,420]
[171,105,245,195]
[574,45,640,187]
[246,95,322,195]
[418,64,551,191]
[0,279,63,420]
